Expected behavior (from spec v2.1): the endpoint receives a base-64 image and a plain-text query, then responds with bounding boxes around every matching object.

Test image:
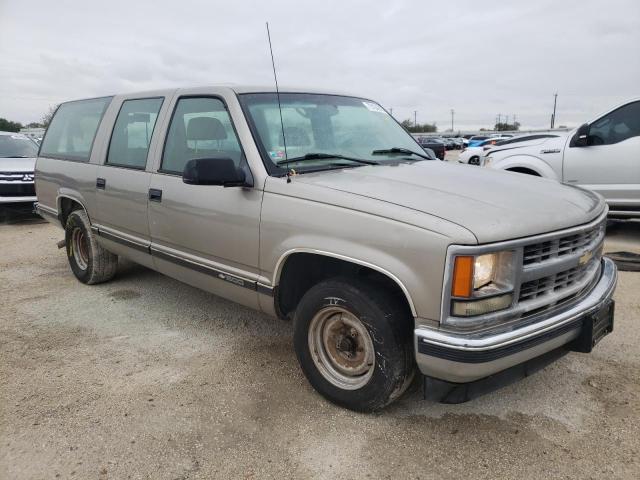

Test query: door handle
[96,177,106,189]
[149,188,162,202]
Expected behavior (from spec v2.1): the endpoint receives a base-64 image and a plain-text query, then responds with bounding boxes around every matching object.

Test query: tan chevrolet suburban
[35,86,617,411]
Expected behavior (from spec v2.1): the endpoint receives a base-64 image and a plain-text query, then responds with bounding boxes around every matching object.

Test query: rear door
[563,100,640,210]
[93,96,168,260]
[147,94,262,309]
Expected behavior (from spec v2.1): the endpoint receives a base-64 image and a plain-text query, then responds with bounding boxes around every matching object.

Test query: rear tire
[65,209,118,284]
[293,277,415,412]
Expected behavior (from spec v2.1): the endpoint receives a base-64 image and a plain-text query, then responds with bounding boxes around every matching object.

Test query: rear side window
[106,98,164,169]
[161,97,242,175]
[40,97,112,162]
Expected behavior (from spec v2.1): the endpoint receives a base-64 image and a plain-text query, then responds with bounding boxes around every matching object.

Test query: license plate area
[571,300,615,353]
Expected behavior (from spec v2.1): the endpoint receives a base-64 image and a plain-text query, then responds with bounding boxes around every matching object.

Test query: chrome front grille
[0,172,33,181]
[519,256,600,302]
[523,222,603,265]
[517,218,606,312]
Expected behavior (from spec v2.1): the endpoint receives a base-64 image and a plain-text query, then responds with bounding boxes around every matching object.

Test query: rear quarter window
[40,97,112,162]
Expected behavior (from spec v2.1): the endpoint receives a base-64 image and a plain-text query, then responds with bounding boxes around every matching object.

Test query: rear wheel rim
[308,306,375,390]
[71,228,89,270]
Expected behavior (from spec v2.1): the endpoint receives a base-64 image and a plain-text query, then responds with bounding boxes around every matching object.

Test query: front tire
[293,277,415,411]
[65,209,118,284]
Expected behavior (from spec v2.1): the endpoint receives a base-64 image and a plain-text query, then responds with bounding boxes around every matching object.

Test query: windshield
[0,134,39,158]
[239,93,430,174]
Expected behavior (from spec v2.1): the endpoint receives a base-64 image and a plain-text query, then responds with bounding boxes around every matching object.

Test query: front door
[563,100,640,210]
[147,96,262,309]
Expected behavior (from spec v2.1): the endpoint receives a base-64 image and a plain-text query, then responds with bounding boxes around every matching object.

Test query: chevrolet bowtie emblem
[579,250,593,266]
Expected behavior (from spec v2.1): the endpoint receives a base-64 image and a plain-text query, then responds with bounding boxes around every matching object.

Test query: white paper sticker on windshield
[362,101,386,113]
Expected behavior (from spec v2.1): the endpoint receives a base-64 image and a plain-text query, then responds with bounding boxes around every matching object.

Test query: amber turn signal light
[452,255,474,298]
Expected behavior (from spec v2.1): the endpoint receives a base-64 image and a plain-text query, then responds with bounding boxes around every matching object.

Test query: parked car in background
[458,136,513,165]
[440,137,457,150]
[35,86,617,411]
[421,147,438,160]
[484,98,640,218]
[451,137,465,149]
[0,131,39,204]
[467,135,491,147]
[490,133,514,139]
[416,136,446,160]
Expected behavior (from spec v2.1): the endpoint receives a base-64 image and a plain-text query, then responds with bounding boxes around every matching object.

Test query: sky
[0,0,638,130]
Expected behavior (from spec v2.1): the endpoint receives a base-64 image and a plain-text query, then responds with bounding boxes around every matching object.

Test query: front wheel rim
[308,306,375,390]
[71,228,89,270]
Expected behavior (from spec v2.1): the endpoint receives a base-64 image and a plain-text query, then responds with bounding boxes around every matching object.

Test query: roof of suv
[56,85,365,107]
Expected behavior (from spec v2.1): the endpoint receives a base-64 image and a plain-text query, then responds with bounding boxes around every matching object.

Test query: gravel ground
[1,206,639,480]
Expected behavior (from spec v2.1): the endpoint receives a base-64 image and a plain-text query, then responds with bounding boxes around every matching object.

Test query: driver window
[589,101,640,146]
[161,97,243,174]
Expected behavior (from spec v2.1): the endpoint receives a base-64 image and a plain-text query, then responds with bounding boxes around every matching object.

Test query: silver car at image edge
[0,131,39,204]
[34,86,617,411]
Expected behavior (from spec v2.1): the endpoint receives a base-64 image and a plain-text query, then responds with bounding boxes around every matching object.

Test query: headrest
[281,126,311,147]
[187,117,227,141]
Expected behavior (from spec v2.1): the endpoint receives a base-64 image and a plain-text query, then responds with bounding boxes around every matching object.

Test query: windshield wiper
[276,153,378,166]
[1,155,31,158]
[371,147,431,160]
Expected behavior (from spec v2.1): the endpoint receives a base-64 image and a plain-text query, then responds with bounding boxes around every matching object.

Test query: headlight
[449,250,516,319]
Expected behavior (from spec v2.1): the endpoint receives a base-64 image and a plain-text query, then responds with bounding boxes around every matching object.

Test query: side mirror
[570,123,590,147]
[182,157,249,187]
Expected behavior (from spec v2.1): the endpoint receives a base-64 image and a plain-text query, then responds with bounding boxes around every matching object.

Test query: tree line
[400,119,438,133]
[0,105,58,132]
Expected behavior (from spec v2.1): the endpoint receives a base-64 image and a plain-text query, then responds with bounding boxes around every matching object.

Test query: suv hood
[0,156,36,172]
[294,161,604,244]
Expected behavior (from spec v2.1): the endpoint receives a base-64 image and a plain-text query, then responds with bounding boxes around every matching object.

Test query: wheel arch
[506,166,541,176]
[56,194,90,228]
[272,249,417,319]
[492,154,559,180]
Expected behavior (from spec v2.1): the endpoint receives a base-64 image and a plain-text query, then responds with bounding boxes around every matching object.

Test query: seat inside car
[187,116,227,153]
[163,114,242,173]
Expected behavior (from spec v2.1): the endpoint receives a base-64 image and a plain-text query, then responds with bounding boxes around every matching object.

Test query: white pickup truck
[483,98,640,218]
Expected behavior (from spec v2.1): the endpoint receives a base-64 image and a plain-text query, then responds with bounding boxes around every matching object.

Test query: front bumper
[0,182,36,204]
[415,257,617,383]
[0,195,37,204]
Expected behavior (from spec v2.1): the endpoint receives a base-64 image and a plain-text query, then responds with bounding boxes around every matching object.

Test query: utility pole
[414,110,417,128]
[450,109,454,132]
[551,93,558,129]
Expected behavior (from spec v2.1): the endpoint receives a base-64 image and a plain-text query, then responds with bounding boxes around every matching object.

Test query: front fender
[259,188,477,322]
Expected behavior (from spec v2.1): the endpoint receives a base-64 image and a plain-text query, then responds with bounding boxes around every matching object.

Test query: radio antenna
[265,22,290,182]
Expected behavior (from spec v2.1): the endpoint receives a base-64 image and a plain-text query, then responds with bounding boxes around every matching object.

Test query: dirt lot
[1,207,639,480]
